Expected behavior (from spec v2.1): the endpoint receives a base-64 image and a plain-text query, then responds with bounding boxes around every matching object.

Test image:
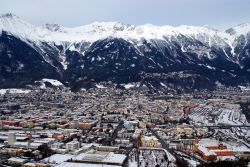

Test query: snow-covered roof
[8,157,27,163]
[73,150,126,165]
[198,145,217,156]
[56,162,121,167]
[197,139,250,158]
[199,138,220,147]
[43,154,73,164]
[144,136,158,141]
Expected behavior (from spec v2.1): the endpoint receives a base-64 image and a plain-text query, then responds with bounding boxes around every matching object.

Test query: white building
[66,140,80,151]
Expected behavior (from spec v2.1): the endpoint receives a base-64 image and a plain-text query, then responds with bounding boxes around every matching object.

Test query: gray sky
[1,0,250,30]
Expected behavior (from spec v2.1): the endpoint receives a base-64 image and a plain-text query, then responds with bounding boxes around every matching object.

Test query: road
[147,127,175,156]
[106,120,123,146]
[147,127,205,165]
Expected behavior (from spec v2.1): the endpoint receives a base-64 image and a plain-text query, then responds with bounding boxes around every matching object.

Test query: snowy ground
[123,83,136,89]
[183,157,199,167]
[96,84,107,89]
[42,154,73,165]
[139,149,176,167]
[41,78,63,86]
[0,88,31,95]
[175,151,200,167]
[35,78,64,89]
[129,157,138,167]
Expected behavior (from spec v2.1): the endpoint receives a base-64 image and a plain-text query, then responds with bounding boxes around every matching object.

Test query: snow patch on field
[123,83,136,89]
[35,79,64,89]
[41,79,63,86]
[96,84,107,89]
[160,82,168,88]
[0,89,31,95]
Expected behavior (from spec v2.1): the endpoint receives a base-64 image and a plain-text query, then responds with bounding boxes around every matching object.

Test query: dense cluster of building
[0,85,250,166]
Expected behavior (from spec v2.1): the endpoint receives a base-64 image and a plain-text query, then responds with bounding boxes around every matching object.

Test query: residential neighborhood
[0,85,250,166]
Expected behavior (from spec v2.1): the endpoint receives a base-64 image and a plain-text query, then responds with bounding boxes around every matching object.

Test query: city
[1,0,250,166]
[0,82,249,167]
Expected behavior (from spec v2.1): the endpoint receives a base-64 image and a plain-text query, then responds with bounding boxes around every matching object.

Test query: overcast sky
[1,0,250,30]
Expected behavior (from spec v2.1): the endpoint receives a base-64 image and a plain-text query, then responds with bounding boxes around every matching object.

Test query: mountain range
[0,13,250,92]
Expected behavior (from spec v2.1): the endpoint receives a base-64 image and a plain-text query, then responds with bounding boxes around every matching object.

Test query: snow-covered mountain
[0,13,250,91]
[0,13,243,44]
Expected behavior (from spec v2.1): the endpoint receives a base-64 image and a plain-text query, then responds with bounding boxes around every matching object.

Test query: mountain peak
[0,13,19,19]
[226,22,250,36]
[236,22,250,27]
[0,14,249,45]
[202,25,218,31]
[85,21,131,31]
[44,23,62,31]
[0,13,37,40]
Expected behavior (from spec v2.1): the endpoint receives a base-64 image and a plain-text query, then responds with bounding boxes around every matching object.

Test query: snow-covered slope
[0,13,248,47]
[35,78,64,89]
[0,13,37,39]
[226,22,250,36]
